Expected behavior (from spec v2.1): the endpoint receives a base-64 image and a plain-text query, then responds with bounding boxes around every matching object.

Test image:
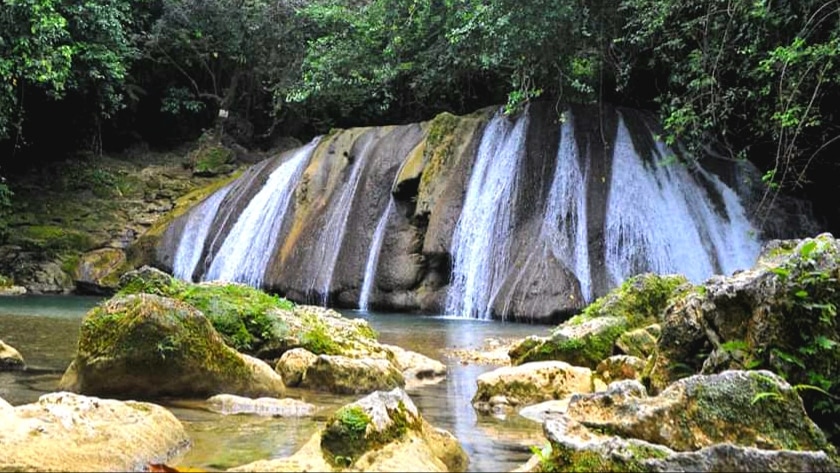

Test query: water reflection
[0,297,552,472]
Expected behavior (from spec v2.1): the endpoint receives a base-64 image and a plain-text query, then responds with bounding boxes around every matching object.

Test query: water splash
[171,185,232,281]
[204,140,318,286]
[359,199,395,311]
[445,110,529,319]
[540,113,592,301]
[604,116,759,286]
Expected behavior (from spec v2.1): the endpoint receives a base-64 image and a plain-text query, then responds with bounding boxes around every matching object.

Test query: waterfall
[540,113,592,302]
[307,136,375,305]
[445,110,529,319]
[359,199,394,311]
[171,185,232,281]
[604,116,759,286]
[204,139,317,286]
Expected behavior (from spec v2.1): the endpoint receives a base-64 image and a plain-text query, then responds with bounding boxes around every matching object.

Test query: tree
[143,0,307,143]
[0,0,141,152]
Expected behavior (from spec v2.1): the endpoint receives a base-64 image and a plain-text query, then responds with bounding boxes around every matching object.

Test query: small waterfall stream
[204,140,317,286]
[359,199,395,311]
[172,185,232,281]
[445,110,530,319]
[604,116,760,286]
[540,114,592,302]
[306,135,376,305]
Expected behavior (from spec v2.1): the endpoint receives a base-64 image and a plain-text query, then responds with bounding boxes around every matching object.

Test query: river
[0,295,551,472]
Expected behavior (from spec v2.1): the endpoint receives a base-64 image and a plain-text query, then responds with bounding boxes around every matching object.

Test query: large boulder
[523,371,839,472]
[472,360,592,413]
[59,293,285,399]
[509,273,689,368]
[0,339,25,371]
[230,388,468,472]
[72,247,126,295]
[647,234,840,445]
[0,392,189,472]
[300,355,405,395]
[118,267,384,360]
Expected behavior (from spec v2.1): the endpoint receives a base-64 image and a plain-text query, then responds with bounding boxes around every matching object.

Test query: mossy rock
[301,355,405,395]
[58,293,285,399]
[190,139,235,177]
[320,389,422,467]
[12,225,97,254]
[118,266,293,354]
[510,274,689,368]
[117,266,380,360]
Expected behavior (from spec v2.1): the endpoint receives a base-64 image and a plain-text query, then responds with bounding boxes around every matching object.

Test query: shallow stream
[0,295,550,472]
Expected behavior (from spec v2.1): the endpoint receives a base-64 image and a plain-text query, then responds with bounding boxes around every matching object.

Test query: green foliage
[0,181,11,242]
[617,0,840,193]
[0,0,142,144]
[321,405,372,466]
[118,272,294,354]
[753,236,840,444]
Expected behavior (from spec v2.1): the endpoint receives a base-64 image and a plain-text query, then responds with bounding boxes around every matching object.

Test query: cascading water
[307,135,375,305]
[604,115,760,286]
[358,199,394,311]
[203,139,318,286]
[445,110,529,319]
[171,185,232,281]
[540,113,592,302]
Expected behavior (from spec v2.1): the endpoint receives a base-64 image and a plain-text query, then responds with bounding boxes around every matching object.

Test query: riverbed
[0,295,551,472]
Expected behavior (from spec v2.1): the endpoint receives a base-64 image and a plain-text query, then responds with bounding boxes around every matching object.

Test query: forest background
[2,0,840,235]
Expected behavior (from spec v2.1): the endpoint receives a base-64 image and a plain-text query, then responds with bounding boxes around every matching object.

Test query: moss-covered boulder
[118,267,382,359]
[524,371,839,472]
[615,325,660,359]
[300,355,405,395]
[472,361,592,414]
[0,392,188,472]
[509,273,689,368]
[229,388,468,472]
[0,339,25,371]
[58,293,286,399]
[73,247,126,294]
[646,234,840,445]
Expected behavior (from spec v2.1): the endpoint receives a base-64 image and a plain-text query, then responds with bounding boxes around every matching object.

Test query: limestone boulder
[0,339,25,371]
[0,392,189,472]
[231,388,467,472]
[206,394,315,417]
[59,293,286,399]
[472,361,592,413]
[118,266,384,360]
[525,370,839,472]
[275,348,317,387]
[595,355,646,384]
[73,247,126,295]
[300,355,405,395]
[382,343,447,387]
[646,234,840,443]
[509,273,688,368]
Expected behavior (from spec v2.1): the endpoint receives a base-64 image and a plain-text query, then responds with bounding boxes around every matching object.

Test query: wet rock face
[0,392,189,472]
[533,371,838,472]
[58,293,286,399]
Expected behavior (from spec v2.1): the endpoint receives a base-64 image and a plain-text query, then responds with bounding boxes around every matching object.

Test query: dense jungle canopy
[2,0,840,233]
